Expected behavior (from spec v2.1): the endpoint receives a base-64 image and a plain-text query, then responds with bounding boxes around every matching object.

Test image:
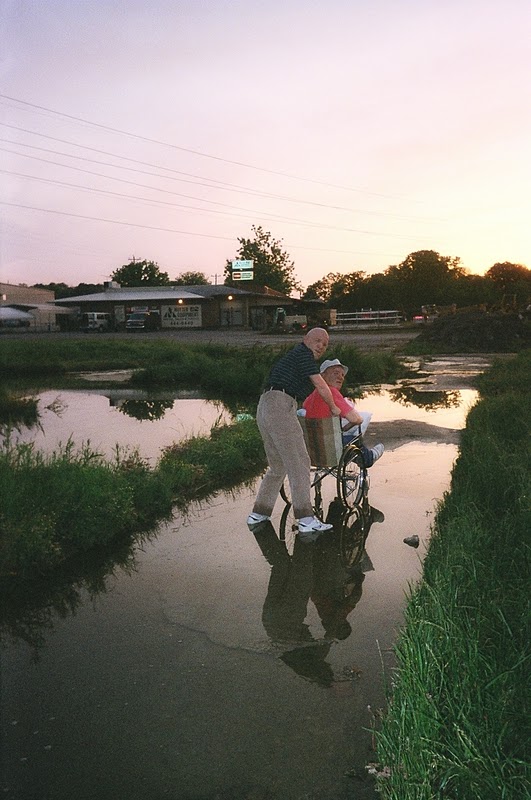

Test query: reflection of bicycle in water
[280,495,372,568]
[251,502,383,686]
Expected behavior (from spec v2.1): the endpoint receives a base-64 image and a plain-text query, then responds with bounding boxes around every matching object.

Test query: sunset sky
[1,0,530,292]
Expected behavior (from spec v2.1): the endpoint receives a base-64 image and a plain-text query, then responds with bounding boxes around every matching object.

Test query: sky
[1,0,530,292]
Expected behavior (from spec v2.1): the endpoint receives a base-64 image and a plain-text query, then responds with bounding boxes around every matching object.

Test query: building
[0,282,73,331]
[55,282,326,331]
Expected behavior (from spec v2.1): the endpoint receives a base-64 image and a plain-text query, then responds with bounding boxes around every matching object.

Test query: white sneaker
[298,517,333,533]
[247,512,270,526]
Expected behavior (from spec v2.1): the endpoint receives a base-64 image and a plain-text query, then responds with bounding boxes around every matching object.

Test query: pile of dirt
[411,311,530,353]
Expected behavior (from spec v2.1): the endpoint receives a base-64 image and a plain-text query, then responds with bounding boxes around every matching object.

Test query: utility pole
[211,273,221,285]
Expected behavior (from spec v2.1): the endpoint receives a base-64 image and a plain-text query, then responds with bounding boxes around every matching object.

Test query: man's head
[303,327,329,359]
[320,358,348,389]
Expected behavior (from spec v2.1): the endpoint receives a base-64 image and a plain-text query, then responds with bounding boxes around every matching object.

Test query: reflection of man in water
[252,507,379,686]
[253,522,334,686]
[253,523,315,643]
[311,501,367,641]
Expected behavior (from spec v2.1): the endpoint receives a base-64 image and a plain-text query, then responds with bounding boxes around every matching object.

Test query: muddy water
[0,363,483,800]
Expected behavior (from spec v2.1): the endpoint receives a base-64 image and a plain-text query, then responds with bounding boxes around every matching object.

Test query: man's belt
[263,386,297,400]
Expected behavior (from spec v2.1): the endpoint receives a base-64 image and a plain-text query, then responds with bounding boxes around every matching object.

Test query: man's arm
[309,374,341,416]
[341,407,364,430]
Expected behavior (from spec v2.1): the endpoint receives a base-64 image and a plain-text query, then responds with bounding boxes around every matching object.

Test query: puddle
[6,380,478,465]
[7,390,232,463]
[0,362,482,800]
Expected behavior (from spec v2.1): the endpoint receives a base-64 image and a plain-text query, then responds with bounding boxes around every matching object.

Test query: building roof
[177,284,255,298]
[55,283,296,304]
[7,302,73,314]
[0,306,35,321]
[56,287,206,304]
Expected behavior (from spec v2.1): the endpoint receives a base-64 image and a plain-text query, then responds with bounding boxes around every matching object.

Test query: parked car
[125,311,161,332]
[80,312,112,332]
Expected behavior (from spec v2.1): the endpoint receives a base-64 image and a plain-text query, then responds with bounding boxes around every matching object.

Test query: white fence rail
[334,310,401,328]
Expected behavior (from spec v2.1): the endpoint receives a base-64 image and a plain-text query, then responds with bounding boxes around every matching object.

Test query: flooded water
[9,389,232,463]
[0,365,482,800]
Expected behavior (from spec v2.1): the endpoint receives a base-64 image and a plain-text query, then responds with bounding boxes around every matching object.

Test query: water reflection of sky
[10,390,232,463]
[7,386,479,464]
[357,387,478,428]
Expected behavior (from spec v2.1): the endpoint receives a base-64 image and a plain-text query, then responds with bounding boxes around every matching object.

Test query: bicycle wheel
[280,471,324,517]
[339,504,369,569]
[336,444,367,508]
[279,500,298,555]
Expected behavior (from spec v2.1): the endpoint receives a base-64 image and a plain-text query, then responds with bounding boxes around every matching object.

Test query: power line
[0,201,406,257]
[0,93,409,200]
[0,150,428,241]
[0,168,434,241]
[0,124,438,222]
[0,136,436,222]
[0,201,236,240]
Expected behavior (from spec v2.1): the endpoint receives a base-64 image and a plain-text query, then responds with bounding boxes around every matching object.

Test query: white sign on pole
[231,259,254,281]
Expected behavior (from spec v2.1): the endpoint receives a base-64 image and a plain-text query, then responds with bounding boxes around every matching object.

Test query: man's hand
[331,404,341,417]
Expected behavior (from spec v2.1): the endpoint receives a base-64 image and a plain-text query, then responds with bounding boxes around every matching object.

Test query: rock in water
[403,535,419,548]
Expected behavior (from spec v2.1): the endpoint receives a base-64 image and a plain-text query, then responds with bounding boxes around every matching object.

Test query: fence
[334,310,401,328]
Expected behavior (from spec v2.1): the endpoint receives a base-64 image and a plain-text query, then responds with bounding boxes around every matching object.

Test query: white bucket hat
[320,358,349,375]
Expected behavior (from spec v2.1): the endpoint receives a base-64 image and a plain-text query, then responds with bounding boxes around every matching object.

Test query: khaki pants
[253,390,313,519]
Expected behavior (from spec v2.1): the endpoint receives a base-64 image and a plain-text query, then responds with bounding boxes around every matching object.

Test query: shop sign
[161,304,202,328]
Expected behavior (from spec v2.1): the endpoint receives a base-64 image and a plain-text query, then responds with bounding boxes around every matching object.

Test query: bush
[406,312,531,354]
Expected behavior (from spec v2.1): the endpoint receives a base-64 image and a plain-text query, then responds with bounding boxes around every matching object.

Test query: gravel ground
[0,326,420,352]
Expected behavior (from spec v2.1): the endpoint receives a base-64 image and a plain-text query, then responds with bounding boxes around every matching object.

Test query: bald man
[248,328,341,534]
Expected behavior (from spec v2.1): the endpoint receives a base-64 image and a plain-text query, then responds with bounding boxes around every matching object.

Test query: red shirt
[303,386,352,418]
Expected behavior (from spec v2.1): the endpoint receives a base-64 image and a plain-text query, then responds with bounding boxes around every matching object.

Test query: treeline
[31,250,531,320]
[303,251,531,318]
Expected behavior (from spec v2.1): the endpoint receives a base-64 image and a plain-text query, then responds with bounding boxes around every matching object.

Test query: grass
[375,349,531,799]
[0,337,404,395]
[0,418,265,580]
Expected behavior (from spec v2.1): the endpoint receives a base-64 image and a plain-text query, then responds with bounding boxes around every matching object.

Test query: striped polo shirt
[265,343,319,401]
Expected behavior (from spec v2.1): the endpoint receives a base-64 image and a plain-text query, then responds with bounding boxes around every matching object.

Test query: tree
[385,250,466,316]
[485,262,531,309]
[355,272,399,311]
[224,226,300,295]
[172,271,210,286]
[111,259,170,287]
[303,272,366,308]
[485,262,529,288]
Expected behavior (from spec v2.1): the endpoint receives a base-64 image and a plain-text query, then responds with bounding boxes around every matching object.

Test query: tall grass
[375,350,531,799]
[0,419,265,579]
[0,337,404,396]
